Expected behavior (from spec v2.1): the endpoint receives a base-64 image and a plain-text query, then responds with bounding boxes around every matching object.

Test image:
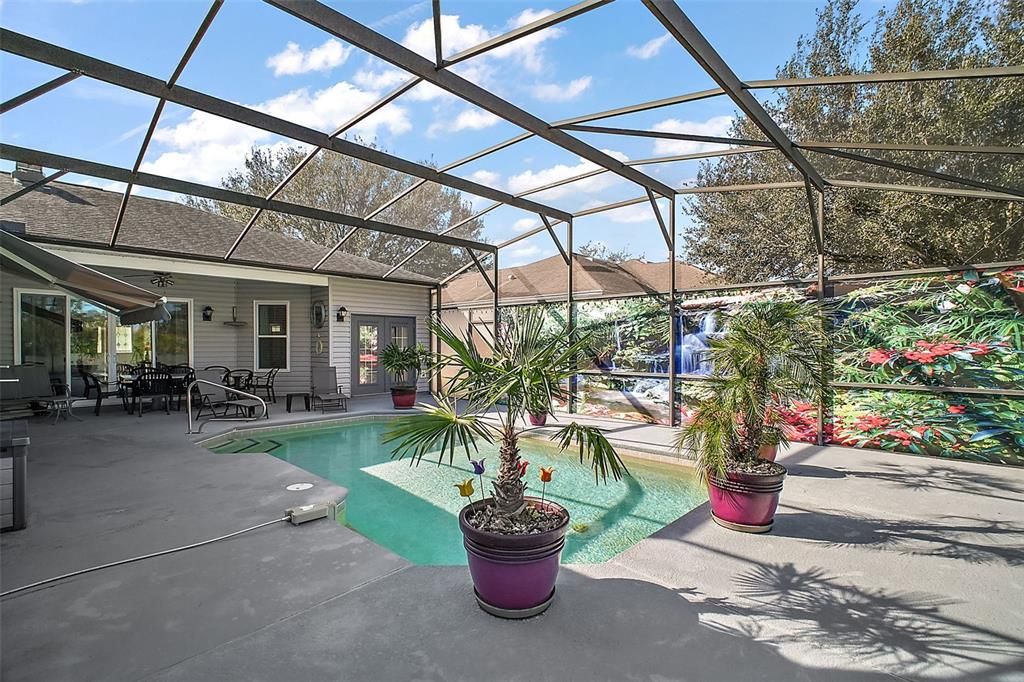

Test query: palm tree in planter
[379,342,430,409]
[677,300,826,533]
[384,309,628,618]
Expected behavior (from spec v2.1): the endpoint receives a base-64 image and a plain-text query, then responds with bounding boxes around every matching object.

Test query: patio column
[669,195,678,427]
[492,250,499,349]
[567,217,577,413]
[816,188,828,446]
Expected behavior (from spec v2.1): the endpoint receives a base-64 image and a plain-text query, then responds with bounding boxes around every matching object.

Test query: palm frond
[550,422,630,483]
[383,400,496,466]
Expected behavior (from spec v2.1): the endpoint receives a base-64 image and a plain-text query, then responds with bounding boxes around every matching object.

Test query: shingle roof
[443,253,713,306]
[0,173,436,283]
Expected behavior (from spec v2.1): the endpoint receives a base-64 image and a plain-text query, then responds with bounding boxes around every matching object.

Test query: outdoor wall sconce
[336,306,348,322]
[202,306,214,321]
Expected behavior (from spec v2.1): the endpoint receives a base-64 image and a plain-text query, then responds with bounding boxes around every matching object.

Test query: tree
[682,0,1023,283]
[187,143,485,279]
[577,240,637,263]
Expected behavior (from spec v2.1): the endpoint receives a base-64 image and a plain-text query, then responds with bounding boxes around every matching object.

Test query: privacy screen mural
[497,266,1023,465]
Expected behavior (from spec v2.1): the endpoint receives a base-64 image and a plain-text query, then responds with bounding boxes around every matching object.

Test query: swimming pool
[208,419,706,565]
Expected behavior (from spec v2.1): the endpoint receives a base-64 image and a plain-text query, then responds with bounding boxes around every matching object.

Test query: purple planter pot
[708,466,786,533]
[527,412,548,426]
[459,497,569,619]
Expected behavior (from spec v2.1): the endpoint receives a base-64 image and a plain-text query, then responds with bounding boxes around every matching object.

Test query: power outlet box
[286,503,331,525]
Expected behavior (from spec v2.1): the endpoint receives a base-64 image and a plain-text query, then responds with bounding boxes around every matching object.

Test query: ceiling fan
[124,271,175,288]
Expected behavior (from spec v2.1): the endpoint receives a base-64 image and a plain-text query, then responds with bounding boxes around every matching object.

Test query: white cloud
[428,107,500,136]
[143,83,411,184]
[531,76,592,102]
[506,149,628,200]
[469,169,502,187]
[604,203,658,224]
[626,34,671,59]
[266,39,353,76]
[352,66,410,91]
[511,217,538,233]
[503,242,551,266]
[651,115,735,155]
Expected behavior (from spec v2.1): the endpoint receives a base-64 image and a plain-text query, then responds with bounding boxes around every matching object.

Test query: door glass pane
[20,293,66,385]
[117,323,153,367]
[155,301,190,366]
[391,325,410,349]
[70,299,109,395]
[358,324,379,385]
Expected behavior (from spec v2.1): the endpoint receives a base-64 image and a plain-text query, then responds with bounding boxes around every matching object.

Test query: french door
[351,315,415,396]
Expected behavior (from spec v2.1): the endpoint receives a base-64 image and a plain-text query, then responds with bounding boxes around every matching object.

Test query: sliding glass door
[18,292,67,386]
[17,291,192,394]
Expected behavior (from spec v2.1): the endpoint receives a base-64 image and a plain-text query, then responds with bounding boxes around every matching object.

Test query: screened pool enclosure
[2,0,1020,464]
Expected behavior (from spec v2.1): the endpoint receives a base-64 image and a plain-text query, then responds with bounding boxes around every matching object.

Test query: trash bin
[1,420,29,532]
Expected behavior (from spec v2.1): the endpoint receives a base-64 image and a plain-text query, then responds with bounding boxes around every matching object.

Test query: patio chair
[251,367,279,403]
[311,367,348,413]
[0,365,60,416]
[168,364,195,410]
[81,372,126,416]
[193,369,231,419]
[203,365,230,383]
[225,369,253,391]
[128,369,173,418]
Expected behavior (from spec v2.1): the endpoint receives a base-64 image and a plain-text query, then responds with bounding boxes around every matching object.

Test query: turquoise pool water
[209,420,706,565]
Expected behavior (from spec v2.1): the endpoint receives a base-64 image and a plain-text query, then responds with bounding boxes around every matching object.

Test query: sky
[0,0,893,270]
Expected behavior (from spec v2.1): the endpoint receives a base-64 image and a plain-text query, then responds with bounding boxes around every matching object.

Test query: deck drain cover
[286,483,314,491]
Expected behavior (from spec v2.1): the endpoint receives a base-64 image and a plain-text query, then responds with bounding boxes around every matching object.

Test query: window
[255,301,289,371]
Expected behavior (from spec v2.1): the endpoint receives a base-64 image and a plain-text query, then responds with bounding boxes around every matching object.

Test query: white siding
[329,277,431,395]
[235,281,314,396]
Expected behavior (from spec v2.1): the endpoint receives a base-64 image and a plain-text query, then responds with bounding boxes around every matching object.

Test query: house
[0,166,435,400]
[441,253,712,309]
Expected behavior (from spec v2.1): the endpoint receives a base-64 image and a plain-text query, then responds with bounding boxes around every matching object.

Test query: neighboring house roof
[443,253,713,307]
[0,173,436,284]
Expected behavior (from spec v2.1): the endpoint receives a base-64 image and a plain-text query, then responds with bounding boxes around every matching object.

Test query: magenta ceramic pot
[708,466,786,533]
[528,412,548,426]
[459,497,569,618]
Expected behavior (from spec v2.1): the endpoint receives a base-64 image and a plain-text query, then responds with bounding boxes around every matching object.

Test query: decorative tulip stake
[455,478,475,506]
[539,467,554,506]
[471,459,486,505]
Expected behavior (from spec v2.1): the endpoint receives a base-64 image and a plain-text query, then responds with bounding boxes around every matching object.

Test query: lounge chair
[311,367,348,413]
[193,369,230,418]
[0,365,59,416]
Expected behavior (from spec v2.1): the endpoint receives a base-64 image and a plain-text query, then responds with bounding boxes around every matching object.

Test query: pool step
[209,438,283,454]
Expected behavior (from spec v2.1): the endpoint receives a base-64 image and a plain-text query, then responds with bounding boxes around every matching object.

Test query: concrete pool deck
[2,401,1022,681]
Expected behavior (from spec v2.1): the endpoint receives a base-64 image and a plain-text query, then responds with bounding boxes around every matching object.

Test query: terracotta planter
[757,443,779,462]
[390,387,417,409]
[708,466,786,533]
[459,497,569,619]
[528,412,548,426]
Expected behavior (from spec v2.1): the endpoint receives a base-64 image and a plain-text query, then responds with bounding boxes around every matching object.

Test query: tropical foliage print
[832,267,1024,390]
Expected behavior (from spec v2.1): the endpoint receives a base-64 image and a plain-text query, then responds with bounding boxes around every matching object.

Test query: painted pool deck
[2,401,1022,681]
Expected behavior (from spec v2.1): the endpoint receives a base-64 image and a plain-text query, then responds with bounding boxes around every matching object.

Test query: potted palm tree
[380,342,429,409]
[677,300,826,533]
[385,309,627,618]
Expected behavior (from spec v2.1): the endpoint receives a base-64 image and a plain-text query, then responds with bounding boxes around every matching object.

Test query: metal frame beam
[810,147,1024,199]
[382,201,503,279]
[540,214,570,265]
[645,189,672,248]
[111,0,224,247]
[266,0,677,198]
[443,0,613,68]
[1,71,81,115]
[468,250,496,293]
[562,123,773,148]
[1,169,68,205]
[1,144,495,254]
[827,179,1020,201]
[799,141,1024,156]
[0,28,570,224]
[642,0,826,191]
[226,76,420,259]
